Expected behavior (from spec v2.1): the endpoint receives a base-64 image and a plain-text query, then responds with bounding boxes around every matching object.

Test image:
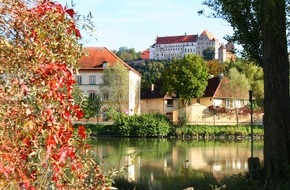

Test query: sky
[57,0,235,52]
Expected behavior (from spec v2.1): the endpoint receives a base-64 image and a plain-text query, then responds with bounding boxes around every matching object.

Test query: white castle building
[150,30,231,62]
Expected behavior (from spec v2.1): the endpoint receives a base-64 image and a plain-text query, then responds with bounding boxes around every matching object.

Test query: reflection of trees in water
[90,138,264,182]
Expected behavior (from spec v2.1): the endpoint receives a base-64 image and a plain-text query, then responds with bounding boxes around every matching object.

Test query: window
[76,76,82,85]
[89,76,96,85]
[102,109,108,121]
[102,92,109,101]
[167,99,173,107]
[225,99,230,108]
[89,92,96,100]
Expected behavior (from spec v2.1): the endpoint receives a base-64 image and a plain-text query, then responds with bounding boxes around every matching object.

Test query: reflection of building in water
[170,145,263,174]
[91,139,264,183]
[125,148,141,181]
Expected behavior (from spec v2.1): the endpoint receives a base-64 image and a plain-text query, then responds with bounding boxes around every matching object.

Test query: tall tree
[129,60,168,91]
[233,60,264,107]
[101,62,129,114]
[163,54,209,106]
[220,68,250,125]
[207,59,227,76]
[203,0,290,188]
[82,94,103,122]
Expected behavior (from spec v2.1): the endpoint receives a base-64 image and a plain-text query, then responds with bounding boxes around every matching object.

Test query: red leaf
[65,8,75,17]
[78,126,86,139]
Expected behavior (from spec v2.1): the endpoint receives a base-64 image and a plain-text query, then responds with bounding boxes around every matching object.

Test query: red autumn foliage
[0,0,110,189]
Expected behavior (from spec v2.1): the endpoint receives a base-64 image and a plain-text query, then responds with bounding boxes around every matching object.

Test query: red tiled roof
[213,77,248,99]
[199,76,241,98]
[141,50,150,60]
[78,47,141,75]
[156,35,198,44]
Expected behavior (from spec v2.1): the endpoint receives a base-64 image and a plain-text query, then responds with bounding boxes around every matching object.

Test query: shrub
[111,113,171,137]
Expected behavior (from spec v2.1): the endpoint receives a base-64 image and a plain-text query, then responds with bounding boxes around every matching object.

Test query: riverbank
[74,123,264,140]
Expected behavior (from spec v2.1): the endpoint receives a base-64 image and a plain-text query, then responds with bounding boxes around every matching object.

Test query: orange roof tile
[156,34,198,44]
[141,50,150,60]
[78,47,141,76]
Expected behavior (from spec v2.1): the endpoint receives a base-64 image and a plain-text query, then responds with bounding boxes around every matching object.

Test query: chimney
[151,84,155,92]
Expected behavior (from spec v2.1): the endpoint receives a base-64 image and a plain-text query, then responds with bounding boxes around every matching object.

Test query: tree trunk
[261,0,290,188]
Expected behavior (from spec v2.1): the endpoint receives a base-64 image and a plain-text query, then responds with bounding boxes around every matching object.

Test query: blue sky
[57,0,234,52]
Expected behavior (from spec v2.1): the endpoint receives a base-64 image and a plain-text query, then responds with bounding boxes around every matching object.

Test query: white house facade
[76,47,141,120]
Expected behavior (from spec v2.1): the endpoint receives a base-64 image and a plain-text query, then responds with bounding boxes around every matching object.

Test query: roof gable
[199,30,218,41]
[203,77,221,97]
[78,47,141,75]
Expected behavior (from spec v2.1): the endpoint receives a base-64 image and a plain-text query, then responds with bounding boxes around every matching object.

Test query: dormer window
[102,61,109,68]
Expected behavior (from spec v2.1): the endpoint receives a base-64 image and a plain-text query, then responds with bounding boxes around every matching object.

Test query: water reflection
[90,138,263,182]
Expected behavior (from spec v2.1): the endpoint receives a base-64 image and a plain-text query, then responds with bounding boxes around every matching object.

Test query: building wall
[173,103,263,125]
[196,35,221,59]
[129,70,141,115]
[141,98,165,114]
[76,70,102,95]
[191,97,248,109]
[191,97,213,107]
[140,98,179,115]
[151,31,226,61]
[154,42,197,60]
[76,69,141,117]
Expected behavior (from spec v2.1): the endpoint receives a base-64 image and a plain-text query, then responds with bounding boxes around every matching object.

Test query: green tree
[202,47,215,60]
[233,59,264,107]
[220,68,250,126]
[113,46,141,61]
[203,0,290,187]
[129,60,168,91]
[82,94,103,122]
[101,62,129,114]
[163,54,209,106]
[207,59,227,76]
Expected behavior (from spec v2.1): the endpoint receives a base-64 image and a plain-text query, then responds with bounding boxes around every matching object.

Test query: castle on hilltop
[149,30,235,62]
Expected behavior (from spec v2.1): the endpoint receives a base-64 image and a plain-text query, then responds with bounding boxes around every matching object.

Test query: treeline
[111,46,264,107]
[128,58,264,107]
[111,46,142,61]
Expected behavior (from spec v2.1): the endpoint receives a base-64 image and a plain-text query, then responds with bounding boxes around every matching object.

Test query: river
[90,138,263,185]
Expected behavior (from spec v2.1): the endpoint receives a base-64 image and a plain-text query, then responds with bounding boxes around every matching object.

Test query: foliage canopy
[0,0,110,188]
[163,54,209,105]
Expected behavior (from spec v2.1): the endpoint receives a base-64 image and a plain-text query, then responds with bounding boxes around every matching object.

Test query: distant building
[140,85,178,121]
[151,33,198,60]
[150,30,234,62]
[196,30,221,59]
